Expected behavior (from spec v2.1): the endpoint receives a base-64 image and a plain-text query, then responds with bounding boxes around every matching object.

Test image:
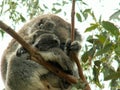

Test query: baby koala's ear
[65,39,81,55]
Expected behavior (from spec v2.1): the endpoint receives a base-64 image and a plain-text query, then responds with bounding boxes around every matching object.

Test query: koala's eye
[16,47,27,57]
[38,19,44,29]
[33,34,37,40]
[53,39,59,44]
[38,19,43,26]
[60,43,65,50]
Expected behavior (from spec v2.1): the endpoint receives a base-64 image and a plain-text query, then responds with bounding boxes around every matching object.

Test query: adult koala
[1,14,81,90]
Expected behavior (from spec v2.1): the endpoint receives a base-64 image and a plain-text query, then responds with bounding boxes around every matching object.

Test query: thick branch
[71,0,91,90]
[0,20,78,84]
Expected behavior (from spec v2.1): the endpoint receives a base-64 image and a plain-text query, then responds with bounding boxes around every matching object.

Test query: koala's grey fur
[1,14,81,90]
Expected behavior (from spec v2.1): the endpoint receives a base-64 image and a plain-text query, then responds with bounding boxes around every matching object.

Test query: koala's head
[33,33,60,51]
[16,30,60,56]
[18,14,81,47]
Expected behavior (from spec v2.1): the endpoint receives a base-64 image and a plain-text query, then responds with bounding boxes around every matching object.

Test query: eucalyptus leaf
[104,72,120,80]
[115,46,120,55]
[102,21,119,36]
[96,43,113,56]
[43,4,48,9]
[76,13,82,22]
[110,10,120,20]
[81,47,95,62]
[103,63,116,81]
[81,51,89,62]
[20,14,26,22]
[0,29,4,37]
[93,65,103,88]
[82,9,91,20]
[85,23,99,32]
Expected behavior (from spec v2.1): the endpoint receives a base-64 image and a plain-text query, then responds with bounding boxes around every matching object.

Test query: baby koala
[5,30,76,90]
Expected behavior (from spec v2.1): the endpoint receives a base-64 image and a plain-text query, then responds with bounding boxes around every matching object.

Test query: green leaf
[52,8,61,14]
[81,51,89,62]
[62,1,68,6]
[104,72,120,80]
[94,61,101,68]
[76,13,82,22]
[52,7,56,11]
[102,21,119,36]
[43,4,48,9]
[96,34,106,44]
[81,47,96,62]
[53,3,61,6]
[115,46,120,55]
[82,9,91,20]
[83,9,91,14]
[0,29,5,37]
[20,14,26,22]
[96,43,113,56]
[85,23,99,32]
[103,63,116,81]
[87,36,102,46]
[55,9,61,14]
[93,65,103,88]
[110,10,120,20]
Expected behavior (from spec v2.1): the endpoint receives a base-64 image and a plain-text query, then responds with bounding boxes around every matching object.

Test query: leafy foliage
[0,0,120,90]
[81,12,120,89]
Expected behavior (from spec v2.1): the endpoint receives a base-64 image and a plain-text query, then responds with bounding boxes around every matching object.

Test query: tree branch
[71,0,91,90]
[0,20,78,84]
[71,0,75,42]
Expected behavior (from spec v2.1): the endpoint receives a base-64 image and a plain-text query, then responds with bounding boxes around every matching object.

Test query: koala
[1,14,81,90]
[17,31,75,72]
[5,32,75,90]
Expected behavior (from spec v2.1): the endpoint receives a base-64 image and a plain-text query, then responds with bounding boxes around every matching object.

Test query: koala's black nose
[52,39,59,45]
[35,38,60,51]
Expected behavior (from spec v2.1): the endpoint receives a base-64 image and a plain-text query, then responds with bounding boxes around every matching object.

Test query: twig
[71,0,91,90]
[0,20,78,84]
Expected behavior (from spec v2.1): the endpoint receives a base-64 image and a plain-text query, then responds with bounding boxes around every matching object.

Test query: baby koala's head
[33,32,60,51]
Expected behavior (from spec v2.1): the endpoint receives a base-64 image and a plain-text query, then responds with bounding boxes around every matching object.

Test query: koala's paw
[71,41,81,51]
[65,39,81,54]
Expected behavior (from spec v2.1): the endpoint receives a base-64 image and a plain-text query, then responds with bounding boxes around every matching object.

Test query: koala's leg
[5,55,49,90]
